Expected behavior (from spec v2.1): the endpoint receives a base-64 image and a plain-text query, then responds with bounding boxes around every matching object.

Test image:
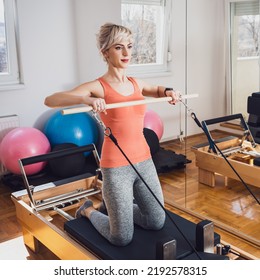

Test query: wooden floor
[0,130,259,259]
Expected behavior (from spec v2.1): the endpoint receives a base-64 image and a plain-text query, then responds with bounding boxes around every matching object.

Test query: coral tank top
[98,77,151,168]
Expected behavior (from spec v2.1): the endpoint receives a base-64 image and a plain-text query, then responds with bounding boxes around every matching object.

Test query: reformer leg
[22,227,40,253]
[198,168,215,187]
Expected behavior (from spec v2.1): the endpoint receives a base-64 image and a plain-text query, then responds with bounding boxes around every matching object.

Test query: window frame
[225,0,260,114]
[0,0,22,89]
[121,0,172,77]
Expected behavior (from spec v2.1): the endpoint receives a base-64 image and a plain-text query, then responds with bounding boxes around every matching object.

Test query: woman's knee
[110,232,133,246]
[150,210,166,230]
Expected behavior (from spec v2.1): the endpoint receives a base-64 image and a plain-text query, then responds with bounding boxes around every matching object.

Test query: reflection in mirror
[229,0,260,117]
[165,0,260,257]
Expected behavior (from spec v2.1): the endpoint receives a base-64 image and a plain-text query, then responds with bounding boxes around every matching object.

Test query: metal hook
[91,111,112,137]
[92,111,106,131]
[179,95,194,116]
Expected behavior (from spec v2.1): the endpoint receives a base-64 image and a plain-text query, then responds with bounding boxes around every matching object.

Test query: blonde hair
[97,23,133,54]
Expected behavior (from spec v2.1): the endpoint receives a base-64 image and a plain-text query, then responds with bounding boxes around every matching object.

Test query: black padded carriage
[64,210,228,260]
[247,92,260,143]
[13,143,228,260]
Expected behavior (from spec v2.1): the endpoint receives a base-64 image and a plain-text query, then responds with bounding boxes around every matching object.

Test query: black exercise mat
[64,210,221,260]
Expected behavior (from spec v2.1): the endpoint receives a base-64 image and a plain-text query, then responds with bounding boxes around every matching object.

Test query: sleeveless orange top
[98,77,151,168]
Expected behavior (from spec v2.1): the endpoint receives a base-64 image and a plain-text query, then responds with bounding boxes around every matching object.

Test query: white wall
[185,0,226,136]
[0,0,226,142]
[0,0,78,129]
[74,0,121,82]
[233,57,259,116]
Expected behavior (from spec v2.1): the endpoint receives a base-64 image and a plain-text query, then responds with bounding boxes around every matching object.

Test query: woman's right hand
[89,97,107,113]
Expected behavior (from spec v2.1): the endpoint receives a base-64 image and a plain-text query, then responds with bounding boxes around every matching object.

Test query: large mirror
[163,0,260,254]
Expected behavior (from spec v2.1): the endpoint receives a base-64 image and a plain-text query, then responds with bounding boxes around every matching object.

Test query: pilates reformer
[11,143,104,259]
[192,114,260,192]
[11,95,234,260]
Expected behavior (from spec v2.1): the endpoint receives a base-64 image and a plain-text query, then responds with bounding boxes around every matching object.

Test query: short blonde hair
[96,23,133,54]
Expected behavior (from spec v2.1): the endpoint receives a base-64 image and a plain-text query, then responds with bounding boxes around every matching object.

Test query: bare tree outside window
[122,2,164,65]
[0,0,20,86]
[238,15,260,57]
[0,0,8,73]
[229,1,260,117]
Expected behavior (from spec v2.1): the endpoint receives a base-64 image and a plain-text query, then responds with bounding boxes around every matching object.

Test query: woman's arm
[136,79,179,105]
[44,80,106,112]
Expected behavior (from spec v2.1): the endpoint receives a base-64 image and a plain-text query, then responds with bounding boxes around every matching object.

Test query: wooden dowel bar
[62,94,198,115]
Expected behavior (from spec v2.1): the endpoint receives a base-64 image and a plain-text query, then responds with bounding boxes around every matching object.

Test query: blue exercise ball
[43,111,99,153]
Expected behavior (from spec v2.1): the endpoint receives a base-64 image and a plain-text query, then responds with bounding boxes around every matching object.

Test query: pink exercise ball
[144,110,164,140]
[0,142,2,163]
[0,127,51,175]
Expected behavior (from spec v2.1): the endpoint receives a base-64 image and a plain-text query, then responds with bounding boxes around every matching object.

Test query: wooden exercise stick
[62,94,198,115]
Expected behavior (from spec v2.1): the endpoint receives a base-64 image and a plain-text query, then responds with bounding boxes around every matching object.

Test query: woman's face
[104,41,133,69]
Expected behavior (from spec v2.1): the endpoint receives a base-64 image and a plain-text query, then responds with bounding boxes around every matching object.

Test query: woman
[44,23,179,246]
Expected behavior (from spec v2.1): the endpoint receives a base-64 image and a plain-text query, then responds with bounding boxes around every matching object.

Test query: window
[232,1,259,57]
[121,0,172,76]
[227,0,260,116]
[0,0,21,88]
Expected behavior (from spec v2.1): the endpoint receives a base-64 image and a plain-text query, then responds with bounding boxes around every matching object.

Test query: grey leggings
[89,158,165,246]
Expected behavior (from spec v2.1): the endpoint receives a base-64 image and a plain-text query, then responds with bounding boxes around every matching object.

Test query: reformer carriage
[11,142,227,260]
[11,97,234,260]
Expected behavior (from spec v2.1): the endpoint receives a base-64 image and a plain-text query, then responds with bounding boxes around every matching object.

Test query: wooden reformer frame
[192,114,260,188]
